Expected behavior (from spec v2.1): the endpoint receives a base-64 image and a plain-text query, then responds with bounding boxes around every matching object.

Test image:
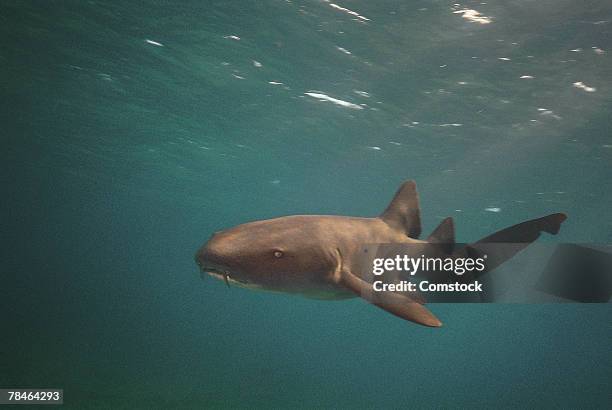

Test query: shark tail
[476,213,566,244]
[467,213,567,274]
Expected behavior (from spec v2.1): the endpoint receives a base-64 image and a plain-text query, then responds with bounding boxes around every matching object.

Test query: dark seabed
[1,1,611,408]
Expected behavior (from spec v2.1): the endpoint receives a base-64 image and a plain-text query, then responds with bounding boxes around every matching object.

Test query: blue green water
[2,1,611,408]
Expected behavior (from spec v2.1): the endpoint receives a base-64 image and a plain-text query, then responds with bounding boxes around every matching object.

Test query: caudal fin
[468,213,567,274]
[476,213,566,244]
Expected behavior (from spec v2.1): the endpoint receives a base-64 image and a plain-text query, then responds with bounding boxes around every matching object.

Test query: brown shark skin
[198,215,421,295]
[195,180,566,327]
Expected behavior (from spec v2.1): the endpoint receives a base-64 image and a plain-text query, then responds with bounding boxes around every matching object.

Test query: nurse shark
[195,180,566,327]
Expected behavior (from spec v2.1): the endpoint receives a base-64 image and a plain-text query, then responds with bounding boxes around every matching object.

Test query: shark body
[195,180,566,327]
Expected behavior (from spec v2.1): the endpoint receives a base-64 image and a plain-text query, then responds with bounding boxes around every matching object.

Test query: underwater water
[1,0,611,408]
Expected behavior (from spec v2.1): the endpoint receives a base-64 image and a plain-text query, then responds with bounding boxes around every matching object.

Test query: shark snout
[196,233,229,269]
[195,232,243,272]
[195,232,248,287]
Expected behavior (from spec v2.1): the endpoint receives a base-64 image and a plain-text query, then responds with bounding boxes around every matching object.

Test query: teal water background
[2,1,611,408]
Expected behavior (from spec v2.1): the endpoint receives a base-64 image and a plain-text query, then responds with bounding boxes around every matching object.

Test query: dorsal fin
[380,180,421,238]
[427,217,455,254]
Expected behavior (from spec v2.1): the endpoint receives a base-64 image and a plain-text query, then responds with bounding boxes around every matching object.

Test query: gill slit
[334,248,344,284]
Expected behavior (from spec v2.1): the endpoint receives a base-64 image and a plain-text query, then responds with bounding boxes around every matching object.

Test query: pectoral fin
[340,270,442,327]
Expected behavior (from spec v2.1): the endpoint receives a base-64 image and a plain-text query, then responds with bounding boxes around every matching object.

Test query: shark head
[195,216,337,290]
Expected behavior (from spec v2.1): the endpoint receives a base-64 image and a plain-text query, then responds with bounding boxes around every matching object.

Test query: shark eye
[273,250,283,258]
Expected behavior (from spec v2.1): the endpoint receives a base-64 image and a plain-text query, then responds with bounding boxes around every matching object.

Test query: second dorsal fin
[427,217,455,254]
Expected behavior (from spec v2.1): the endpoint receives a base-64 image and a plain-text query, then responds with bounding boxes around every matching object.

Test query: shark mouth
[202,267,232,287]
[200,266,253,288]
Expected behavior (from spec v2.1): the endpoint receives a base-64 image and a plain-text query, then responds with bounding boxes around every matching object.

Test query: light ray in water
[304,92,363,110]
